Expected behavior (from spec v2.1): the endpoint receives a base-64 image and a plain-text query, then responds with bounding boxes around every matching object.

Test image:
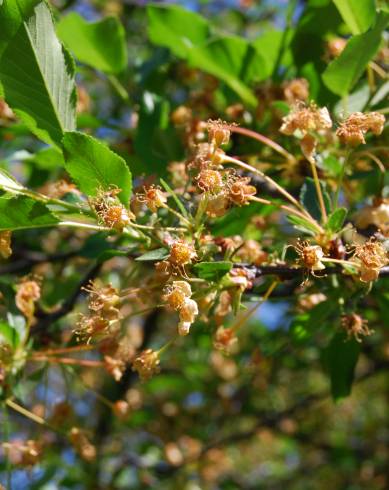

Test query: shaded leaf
[147,3,209,58]
[62,132,132,204]
[136,248,169,262]
[0,0,40,58]
[194,261,232,281]
[326,208,347,232]
[0,320,20,349]
[188,36,257,106]
[323,332,361,400]
[0,195,59,231]
[0,2,76,146]
[57,13,127,74]
[300,177,332,222]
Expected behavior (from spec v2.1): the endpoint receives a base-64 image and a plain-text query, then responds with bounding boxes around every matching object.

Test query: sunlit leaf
[333,0,376,34]
[57,13,127,74]
[323,12,389,96]
[147,3,209,58]
[62,132,132,204]
[0,2,76,146]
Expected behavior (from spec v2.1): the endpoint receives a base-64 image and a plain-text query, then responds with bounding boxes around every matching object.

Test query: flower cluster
[354,239,388,282]
[336,112,385,146]
[163,281,198,336]
[136,185,167,213]
[69,427,96,462]
[341,313,372,342]
[15,277,41,326]
[90,187,134,231]
[295,241,326,272]
[132,349,161,382]
[75,281,121,342]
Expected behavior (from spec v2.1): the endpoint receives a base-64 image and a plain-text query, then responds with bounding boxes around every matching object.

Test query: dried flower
[196,169,223,194]
[84,281,120,318]
[15,277,41,325]
[341,313,373,342]
[155,259,172,279]
[0,231,12,259]
[354,198,389,233]
[137,185,167,213]
[0,98,14,121]
[3,439,42,467]
[214,291,233,324]
[178,321,192,336]
[90,187,134,231]
[280,103,332,136]
[163,281,192,310]
[213,327,238,354]
[228,176,256,206]
[327,37,347,58]
[235,239,268,266]
[295,241,326,271]
[169,239,197,267]
[171,105,192,126]
[76,85,91,114]
[75,315,110,342]
[113,400,130,420]
[336,112,385,146]
[207,119,231,147]
[132,349,161,381]
[205,193,230,217]
[354,239,388,282]
[69,428,96,462]
[283,78,309,104]
[179,298,198,324]
[104,355,126,381]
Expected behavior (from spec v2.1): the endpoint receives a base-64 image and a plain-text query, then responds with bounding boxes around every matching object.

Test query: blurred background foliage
[0,0,388,489]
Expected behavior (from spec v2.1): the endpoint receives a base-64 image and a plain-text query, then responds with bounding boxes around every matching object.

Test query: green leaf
[57,13,127,74]
[62,132,132,205]
[322,12,389,96]
[0,195,59,231]
[0,321,20,349]
[326,208,347,232]
[333,0,376,34]
[323,332,361,401]
[251,29,293,80]
[0,167,24,192]
[287,215,319,236]
[135,248,169,262]
[25,147,65,170]
[188,36,258,106]
[0,0,40,59]
[134,92,183,175]
[147,3,210,58]
[194,261,232,281]
[300,177,332,222]
[0,2,76,147]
